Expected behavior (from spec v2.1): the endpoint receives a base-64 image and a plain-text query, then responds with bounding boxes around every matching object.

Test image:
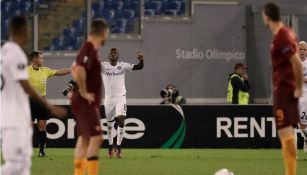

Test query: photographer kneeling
[160,84,186,105]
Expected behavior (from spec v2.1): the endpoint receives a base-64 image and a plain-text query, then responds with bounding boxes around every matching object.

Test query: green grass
[31,148,307,175]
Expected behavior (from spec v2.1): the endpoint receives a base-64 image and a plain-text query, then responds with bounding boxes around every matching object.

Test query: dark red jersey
[270,26,298,92]
[71,41,102,108]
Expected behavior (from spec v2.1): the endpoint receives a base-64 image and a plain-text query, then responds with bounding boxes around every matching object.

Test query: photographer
[160,84,186,105]
[62,80,77,103]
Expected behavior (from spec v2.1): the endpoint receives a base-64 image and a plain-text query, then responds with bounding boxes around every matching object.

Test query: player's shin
[107,121,115,145]
[281,135,297,175]
[116,126,124,146]
[87,157,99,175]
[74,158,87,175]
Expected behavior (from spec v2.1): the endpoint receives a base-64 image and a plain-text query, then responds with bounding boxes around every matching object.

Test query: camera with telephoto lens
[160,89,179,99]
[62,80,77,96]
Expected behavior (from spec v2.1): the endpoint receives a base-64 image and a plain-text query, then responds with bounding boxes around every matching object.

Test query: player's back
[271,26,298,91]
[71,41,102,107]
[1,42,31,128]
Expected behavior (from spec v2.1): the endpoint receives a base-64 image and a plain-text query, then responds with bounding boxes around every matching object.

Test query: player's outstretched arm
[19,80,66,118]
[290,53,303,98]
[55,68,71,76]
[132,51,144,70]
[71,65,95,104]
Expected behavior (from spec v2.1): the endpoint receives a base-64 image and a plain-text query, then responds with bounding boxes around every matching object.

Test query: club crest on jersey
[117,66,122,70]
[83,56,88,63]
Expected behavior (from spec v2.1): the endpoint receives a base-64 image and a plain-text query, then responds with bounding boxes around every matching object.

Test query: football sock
[38,131,47,152]
[107,121,115,146]
[116,127,124,146]
[74,158,87,175]
[87,157,99,175]
[281,136,296,175]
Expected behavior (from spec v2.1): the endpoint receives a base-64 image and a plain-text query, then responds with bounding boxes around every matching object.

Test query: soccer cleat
[115,145,122,158]
[304,139,307,154]
[107,146,114,158]
[38,151,46,157]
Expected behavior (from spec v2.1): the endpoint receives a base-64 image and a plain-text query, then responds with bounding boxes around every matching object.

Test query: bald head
[299,41,307,61]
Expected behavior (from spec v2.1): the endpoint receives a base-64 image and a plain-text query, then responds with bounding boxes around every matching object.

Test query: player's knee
[38,121,47,131]
[116,116,125,128]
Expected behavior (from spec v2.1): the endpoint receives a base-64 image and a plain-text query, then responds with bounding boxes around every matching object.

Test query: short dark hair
[29,51,42,61]
[90,19,109,36]
[9,16,28,36]
[264,3,281,22]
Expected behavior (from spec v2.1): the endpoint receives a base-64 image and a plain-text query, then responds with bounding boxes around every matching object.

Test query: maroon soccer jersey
[72,41,102,107]
[270,26,300,129]
[270,26,298,91]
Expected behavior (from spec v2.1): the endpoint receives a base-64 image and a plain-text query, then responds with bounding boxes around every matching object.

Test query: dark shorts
[72,103,102,138]
[29,98,50,122]
[273,90,299,129]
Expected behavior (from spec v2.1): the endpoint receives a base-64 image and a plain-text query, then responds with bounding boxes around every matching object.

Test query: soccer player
[262,3,304,175]
[298,41,307,153]
[101,48,144,158]
[1,16,66,175]
[28,51,71,157]
[71,19,109,175]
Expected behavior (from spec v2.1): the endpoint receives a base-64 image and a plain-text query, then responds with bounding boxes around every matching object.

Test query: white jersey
[101,61,134,102]
[1,41,31,128]
[300,59,307,102]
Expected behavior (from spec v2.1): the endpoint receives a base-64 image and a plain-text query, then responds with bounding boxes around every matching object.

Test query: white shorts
[299,101,307,125]
[1,127,33,161]
[104,98,127,121]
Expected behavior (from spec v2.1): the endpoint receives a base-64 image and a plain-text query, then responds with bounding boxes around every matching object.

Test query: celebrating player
[298,41,307,153]
[262,3,303,175]
[101,48,144,158]
[71,19,109,175]
[1,16,66,175]
[28,51,70,157]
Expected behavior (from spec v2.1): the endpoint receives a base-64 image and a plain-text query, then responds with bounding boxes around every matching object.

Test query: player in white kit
[101,48,144,158]
[1,16,66,175]
[298,41,307,153]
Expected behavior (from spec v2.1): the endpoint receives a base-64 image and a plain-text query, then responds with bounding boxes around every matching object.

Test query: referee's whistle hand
[50,106,67,118]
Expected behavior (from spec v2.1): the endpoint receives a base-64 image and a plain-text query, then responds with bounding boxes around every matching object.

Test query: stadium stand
[1,0,187,51]
[1,0,35,41]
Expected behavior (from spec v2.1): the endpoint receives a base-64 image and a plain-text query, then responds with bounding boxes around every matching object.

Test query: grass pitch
[32,148,307,175]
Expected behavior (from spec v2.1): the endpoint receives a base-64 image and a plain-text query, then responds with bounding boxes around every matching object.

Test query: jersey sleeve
[76,43,95,70]
[10,50,28,81]
[46,67,57,77]
[122,62,134,71]
[275,31,297,60]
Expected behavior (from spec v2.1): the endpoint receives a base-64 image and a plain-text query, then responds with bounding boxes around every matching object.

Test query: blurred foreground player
[71,19,109,175]
[262,3,303,175]
[0,16,66,175]
[298,41,307,153]
[101,48,144,158]
[28,51,70,157]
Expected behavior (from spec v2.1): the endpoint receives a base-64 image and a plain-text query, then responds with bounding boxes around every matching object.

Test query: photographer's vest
[227,74,249,104]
